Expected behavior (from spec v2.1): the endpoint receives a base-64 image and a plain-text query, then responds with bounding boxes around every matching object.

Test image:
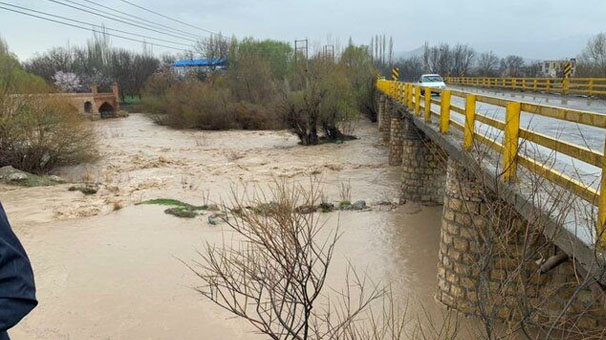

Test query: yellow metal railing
[376,79,606,246]
[445,77,606,97]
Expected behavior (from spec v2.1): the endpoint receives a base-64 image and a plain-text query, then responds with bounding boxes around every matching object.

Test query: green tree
[0,38,50,94]
[339,45,377,121]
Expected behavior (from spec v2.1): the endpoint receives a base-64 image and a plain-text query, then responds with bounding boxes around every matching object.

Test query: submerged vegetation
[142,37,378,145]
[136,198,209,211]
[136,198,210,218]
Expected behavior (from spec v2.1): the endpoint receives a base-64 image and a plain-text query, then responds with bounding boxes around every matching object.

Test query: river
[1,114,451,339]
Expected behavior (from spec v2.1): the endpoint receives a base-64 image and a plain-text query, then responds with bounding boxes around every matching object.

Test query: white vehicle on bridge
[418,74,446,95]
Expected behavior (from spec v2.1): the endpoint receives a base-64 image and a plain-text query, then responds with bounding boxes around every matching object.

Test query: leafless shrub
[187,181,392,339]
[187,179,465,340]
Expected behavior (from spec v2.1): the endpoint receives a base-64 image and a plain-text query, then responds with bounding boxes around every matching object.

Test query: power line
[0,5,192,52]
[117,0,219,35]
[73,0,199,38]
[45,0,199,43]
[74,0,201,39]
[0,2,193,48]
[48,0,199,43]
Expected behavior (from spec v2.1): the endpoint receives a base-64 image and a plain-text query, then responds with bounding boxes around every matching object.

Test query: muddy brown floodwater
[1,114,452,339]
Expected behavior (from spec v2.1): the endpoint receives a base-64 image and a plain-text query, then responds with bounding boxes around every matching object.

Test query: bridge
[60,83,121,119]
[446,76,606,97]
[13,83,121,119]
[376,78,606,331]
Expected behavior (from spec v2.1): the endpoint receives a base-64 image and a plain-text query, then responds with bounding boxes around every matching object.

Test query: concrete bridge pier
[388,112,404,166]
[375,84,606,334]
[377,94,386,137]
[399,114,446,204]
[379,96,392,143]
[437,158,606,329]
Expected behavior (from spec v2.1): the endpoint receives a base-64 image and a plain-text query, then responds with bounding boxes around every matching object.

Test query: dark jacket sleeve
[0,202,37,333]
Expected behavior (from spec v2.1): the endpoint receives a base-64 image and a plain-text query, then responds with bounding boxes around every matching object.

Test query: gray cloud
[1,0,604,60]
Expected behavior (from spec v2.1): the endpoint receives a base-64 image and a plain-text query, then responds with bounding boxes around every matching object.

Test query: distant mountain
[472,35,590,61]
[394,46,424,60]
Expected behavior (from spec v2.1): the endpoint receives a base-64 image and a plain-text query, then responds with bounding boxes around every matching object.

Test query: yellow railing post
[406,84,412,110]
[598,141,606,247]
[589,79,595,97]
[414,85,421,115]
[533,79,538,92]
[463,94,476,150]
[563,78,570,95]
[546,79,551,93]
[503,102,521,182]
[424,88,431,122]
[440,90,451,134]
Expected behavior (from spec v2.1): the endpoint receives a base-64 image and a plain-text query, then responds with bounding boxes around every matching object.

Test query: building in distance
[171,58,227,77]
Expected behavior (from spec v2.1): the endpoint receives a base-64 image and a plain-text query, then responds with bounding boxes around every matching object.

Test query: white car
[418,74,446,95]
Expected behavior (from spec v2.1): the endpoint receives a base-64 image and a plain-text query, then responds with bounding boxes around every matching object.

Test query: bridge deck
[378,81,606,283]
[401,100,605,284]
[440,86,605,194]
[451,85,606,113]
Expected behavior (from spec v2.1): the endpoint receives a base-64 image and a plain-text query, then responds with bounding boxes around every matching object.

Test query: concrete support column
[438,159,540,319]
[437,158,490,314]
[380,100,393,143]
[377,95,386,135]
[400,119,446,204]
[436,159,606,329]
[388,117,404,166]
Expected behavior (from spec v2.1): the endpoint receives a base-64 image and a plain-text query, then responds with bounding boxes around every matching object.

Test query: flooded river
[1,114,450,339]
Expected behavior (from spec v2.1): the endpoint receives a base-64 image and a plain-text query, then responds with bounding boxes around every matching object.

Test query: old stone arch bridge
[376,79,606,333]
[14,83,121,119]
[64,83,121,119]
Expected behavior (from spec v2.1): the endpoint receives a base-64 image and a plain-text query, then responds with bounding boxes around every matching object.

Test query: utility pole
[294,39,309,66]
[322,45,335,62]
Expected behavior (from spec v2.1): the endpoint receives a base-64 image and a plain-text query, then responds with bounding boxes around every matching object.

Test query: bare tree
[395,56,424,81]
[475,52,500,77]
[577,33,606,77]
[388,37,394,67]
[500,55,525,77]
[381,34,386,65]
[450,44,475,77]
[423,43,452,76]
[188,181,384,340]
[195,33,231,61]
[523,61,542,78]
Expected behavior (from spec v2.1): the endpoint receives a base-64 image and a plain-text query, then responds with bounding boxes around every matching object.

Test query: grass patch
[165,207,198,218]
[339,200,352,208]
[122,96,141,105]
[137,198,209,218]
[136,198,208,210]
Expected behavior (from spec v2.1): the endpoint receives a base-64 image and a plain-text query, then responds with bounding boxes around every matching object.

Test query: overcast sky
[1,0,605,61]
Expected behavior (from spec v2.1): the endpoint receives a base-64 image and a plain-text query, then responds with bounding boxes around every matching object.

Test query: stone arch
[84,101,93,114]
[98,102,115,118]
